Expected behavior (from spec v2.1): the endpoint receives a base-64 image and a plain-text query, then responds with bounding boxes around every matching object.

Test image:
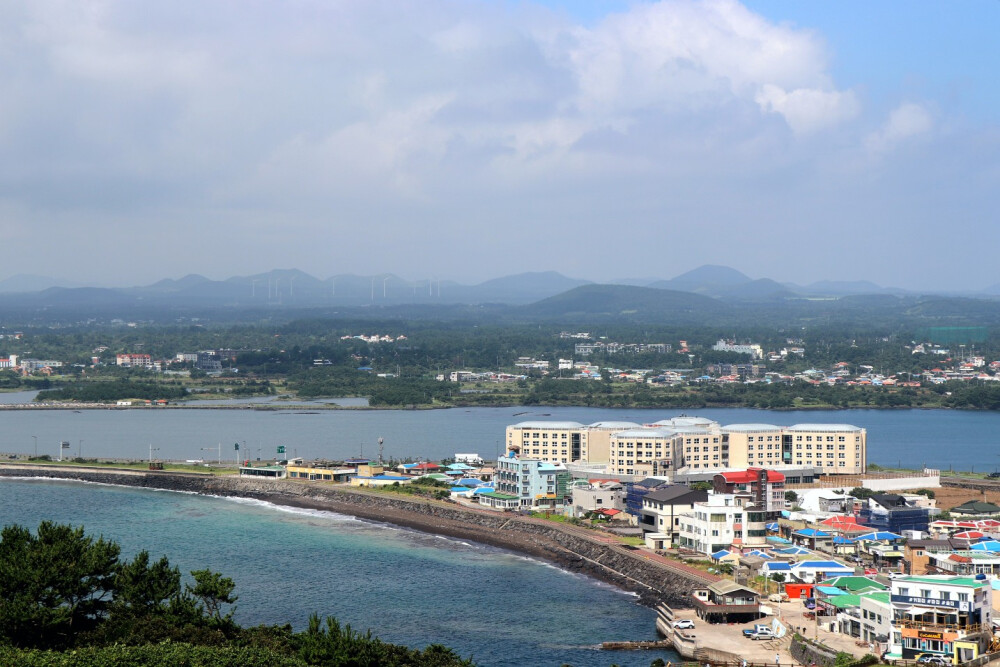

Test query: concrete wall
[862,474,940,491]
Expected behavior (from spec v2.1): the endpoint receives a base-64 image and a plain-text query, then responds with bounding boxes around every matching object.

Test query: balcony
[690,596,760,616]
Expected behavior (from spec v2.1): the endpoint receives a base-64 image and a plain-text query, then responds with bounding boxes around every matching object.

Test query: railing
[895,619,986,633]
[690,596,761,615]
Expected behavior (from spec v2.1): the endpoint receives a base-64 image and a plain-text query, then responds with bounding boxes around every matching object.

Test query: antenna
[378,437,384,464]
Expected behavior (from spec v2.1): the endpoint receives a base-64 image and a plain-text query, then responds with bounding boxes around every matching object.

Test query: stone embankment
[0,464,714,608]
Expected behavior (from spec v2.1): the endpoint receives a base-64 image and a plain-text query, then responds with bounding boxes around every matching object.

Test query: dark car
[987,472,1000,479]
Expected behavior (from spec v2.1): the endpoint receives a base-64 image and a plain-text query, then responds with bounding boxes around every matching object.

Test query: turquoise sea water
[0,478,678,667]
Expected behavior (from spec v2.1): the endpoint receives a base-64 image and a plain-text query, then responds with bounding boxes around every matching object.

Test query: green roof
[897,576,987,588]
[861,592,891,604]
[481,492,518,500]
[826,594,861,609]
[819,576,887,592]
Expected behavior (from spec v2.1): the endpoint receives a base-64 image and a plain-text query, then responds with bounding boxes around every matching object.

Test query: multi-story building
[712,339,763,359]
[608,428,680,477]
[640,486,709,550]
[117,353,152,368]
[722,423,867,474]
[504,417,866,474]
[492,449,571,510]
[0,354,16,369]
[887,575,993,663]
[677,494,748,555]
[505,421,585,464]
[569,480,626,518]
[19,358,63,373]
[712,468,786,513]
[859,494,930,534]
[584,421,641,463]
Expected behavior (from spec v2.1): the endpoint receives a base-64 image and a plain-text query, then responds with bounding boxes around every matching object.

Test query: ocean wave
[208,494,359,523]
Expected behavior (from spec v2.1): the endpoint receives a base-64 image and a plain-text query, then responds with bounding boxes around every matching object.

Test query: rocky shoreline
[0,464,713,608]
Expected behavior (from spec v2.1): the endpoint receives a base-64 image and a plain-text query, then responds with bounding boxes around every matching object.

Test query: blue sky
[0,0,996,291]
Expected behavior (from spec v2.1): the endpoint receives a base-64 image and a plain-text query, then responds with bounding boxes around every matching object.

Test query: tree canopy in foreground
[0,521,474,666]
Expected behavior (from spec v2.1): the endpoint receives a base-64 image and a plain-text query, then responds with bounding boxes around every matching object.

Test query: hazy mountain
[519,284,729,323]
[0,274,78,293]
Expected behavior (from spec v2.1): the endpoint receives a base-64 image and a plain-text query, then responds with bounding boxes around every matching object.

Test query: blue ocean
[0,478,678,667]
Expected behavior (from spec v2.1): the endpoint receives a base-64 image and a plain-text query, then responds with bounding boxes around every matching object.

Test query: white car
[672,619,695,629]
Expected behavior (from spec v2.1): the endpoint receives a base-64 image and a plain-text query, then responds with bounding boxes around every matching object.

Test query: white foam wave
[207,494,359,523]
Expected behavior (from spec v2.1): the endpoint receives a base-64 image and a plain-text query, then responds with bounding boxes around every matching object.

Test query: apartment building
[492,450,571,510]
[677,494,748,555]
[712,468,786,513]
[640,486,709,550]
[608,428,680,477]
[117,353,153,368]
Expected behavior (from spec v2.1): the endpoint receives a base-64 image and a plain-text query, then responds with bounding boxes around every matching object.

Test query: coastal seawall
[0,465,714,608]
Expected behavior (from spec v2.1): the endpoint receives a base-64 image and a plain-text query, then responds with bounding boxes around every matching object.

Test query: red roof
[595,508,622,516]
[413,462,440,470]
[953,531,985,539]
[720,468,786,484]
[820,516,860,529]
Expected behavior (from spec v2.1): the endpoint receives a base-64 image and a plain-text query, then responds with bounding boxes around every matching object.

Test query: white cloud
[0,0,989,289]
[755,84,860,135]
[866,102,934,152]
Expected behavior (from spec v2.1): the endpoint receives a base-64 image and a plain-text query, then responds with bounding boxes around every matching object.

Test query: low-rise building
[887,575,993,663]
[570,480,625,518]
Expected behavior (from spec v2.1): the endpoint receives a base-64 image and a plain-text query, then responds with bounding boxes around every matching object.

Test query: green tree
[785,490,799,503]
[0,521,120,648]
[187,568,238,624]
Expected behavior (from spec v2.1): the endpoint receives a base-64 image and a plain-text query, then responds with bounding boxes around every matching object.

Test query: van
[768,593,788,603]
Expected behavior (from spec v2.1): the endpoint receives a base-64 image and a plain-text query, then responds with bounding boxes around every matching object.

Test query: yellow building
[722,423,866,474]
[505,421,585,464]
[608,428,681,477]
[583,421,641,463]
[505,417,867,475]
[286,465,357,482]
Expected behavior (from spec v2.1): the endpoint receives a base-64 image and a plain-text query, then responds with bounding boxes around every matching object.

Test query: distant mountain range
[1,266,999,326]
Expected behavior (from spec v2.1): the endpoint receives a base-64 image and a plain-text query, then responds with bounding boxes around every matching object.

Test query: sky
[0,0,997,291]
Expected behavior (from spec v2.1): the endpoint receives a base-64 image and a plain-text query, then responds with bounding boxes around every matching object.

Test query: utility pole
[32,435,37,458]
[149,444,159,464]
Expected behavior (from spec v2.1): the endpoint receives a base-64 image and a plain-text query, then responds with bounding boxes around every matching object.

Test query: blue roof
[833,536,854,544]
[774,546,811,555]
[971,541,1000,551]
[711,549,732,559]
[766,562,792,571]
[766,522,779,531]
[854,531,903,541]
[745,550,772,559]
[455,478,484,487]
[796,561,851,569]
[794,529,831,538]
[815,586,848,596]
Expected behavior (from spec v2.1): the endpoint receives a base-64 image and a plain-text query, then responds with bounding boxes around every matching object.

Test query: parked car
[804,598,816,609]
[672,619,695,629]
[987,472,1000,479]
[751,628,775,641]
[743,624,770,639]
[916,654,950,665]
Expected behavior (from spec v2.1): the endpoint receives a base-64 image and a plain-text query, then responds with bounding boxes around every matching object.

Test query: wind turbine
[383,276,389,299]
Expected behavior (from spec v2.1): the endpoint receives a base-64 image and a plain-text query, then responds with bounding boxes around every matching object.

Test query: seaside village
[239,416,1000,666]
